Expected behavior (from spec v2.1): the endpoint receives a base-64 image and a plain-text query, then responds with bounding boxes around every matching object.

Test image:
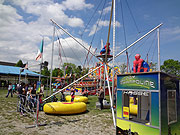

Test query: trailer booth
[116,71,180,135]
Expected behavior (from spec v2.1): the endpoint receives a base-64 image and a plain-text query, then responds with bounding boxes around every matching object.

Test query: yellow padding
[65,95,88,103]
[43,102,87,114]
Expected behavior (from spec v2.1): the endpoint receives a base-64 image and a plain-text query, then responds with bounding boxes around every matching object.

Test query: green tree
[75,65,82,78]
[82,67,89,76]
[52,68,63,77]
[15,60,23,67]
[41,67,50,76]
[41,67,50,85]
[62,63,76,76]
[160,59,180,77]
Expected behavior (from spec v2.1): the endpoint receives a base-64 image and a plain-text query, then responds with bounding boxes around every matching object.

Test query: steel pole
[49,24,55,95]
[108,23,163,63]
[157,28,160,71]
[103,63,106,99]
[50,19,103,63]
[112,0,116,108]
[19,69,21,84]
[105,64,116,127]
[39,38,44,82]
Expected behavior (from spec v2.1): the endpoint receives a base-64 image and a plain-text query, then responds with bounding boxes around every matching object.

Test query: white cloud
[99,20,121,27]
[103,6,111,14]
[0,0,4,4]
[0,4,22,26]
[88,24,100,36]
[0,0,94,71]
[0,4,39,63]
[98,5,111,15]
[9,0,53,10]
[62,0,93,10]
[161,26,180,42]
[89,20,121,36]
[13,1,84,27]
[41,37,96,69]
[68,17,84,27]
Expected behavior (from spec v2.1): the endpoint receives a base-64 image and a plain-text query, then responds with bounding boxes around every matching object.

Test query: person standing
[70,87,75,102]
[28,83,37,105]
[39,94,44,111]
[17,83,26,114]
[98,87,104,110]
[40,84,44,94]
[6,83,13,97]
[82,88,88,97]
[12,83,16,94]
[60,90,65,102]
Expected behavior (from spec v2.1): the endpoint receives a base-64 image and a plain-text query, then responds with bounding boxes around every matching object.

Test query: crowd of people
[6,81,116,113]
[6,82,45,114]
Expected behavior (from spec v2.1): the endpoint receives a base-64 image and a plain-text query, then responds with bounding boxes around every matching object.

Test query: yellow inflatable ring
[65,95,88,103]
[43,102,87,114]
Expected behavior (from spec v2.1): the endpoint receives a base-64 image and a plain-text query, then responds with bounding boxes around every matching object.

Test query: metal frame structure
[45,19,163,128]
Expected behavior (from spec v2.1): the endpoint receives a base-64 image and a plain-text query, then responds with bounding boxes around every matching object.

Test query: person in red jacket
[39,94,44,111]
[70,87,75,102]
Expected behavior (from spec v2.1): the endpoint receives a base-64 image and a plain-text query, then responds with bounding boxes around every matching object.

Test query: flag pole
[36,38,43,127]
[39,38,44,82]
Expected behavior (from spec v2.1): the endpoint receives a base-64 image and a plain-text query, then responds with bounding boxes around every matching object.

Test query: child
[39,94,44,111]
[70,87,75,102]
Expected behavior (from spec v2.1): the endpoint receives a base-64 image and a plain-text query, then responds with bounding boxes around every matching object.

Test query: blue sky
[0,0,179,71]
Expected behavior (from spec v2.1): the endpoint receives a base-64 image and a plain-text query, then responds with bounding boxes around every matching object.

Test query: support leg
[105,64,116,127]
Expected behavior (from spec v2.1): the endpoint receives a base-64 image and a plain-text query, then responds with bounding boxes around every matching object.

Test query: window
[122,90,150,124]
[167,90,177,125]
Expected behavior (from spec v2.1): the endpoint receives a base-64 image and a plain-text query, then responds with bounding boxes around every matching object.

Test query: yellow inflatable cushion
[65,95,88,103]
[43,102,87,115]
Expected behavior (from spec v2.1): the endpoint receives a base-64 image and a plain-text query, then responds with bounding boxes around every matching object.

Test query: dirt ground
[0,90,116,135]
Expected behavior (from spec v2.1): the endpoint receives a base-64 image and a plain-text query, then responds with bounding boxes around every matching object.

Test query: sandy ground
[0,94,116,135]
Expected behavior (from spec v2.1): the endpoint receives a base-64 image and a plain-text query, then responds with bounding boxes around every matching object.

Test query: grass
[0,89,115,135]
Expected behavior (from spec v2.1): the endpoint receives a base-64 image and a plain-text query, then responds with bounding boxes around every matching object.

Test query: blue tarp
[0,65,41,77]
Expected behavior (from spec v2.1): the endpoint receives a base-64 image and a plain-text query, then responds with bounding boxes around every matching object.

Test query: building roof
[0,61,16,66]
[0,65,40,77]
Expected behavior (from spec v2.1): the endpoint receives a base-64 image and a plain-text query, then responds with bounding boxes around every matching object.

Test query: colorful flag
[36,39,44,61]
[36,81,41,94]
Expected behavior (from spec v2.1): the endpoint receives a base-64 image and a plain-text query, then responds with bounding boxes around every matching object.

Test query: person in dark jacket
[98,87,104,110]
[82,88,88,97]
[6,83,13,97]
[17,83,26,114]
[60,90,65,102]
